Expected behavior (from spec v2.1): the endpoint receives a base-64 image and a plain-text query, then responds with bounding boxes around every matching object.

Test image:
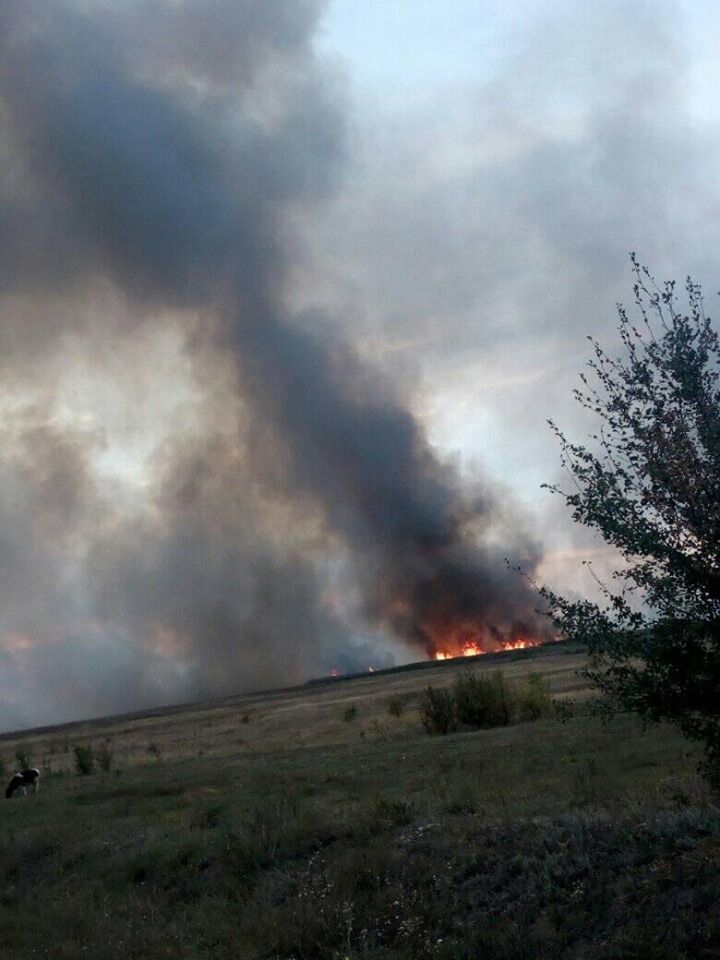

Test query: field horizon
[0,638,573,742]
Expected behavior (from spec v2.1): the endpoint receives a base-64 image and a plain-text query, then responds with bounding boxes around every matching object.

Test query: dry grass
[0,642,589,773]
[0,641,717,959]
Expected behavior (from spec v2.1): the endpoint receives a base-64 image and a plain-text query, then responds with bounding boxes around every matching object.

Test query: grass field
[1,642,718,959]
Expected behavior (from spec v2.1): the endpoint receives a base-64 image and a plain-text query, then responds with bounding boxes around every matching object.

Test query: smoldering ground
[0,0,547,729]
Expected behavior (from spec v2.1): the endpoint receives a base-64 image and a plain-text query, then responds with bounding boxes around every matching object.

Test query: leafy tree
[542,256,720,783]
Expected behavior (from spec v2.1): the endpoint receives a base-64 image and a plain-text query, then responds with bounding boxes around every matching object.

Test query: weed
[386,693,406,718]
[342,704,357,722]
[369,718,390,740]
[516,672,553,721]
[147,742,161,760]
[370,796,414,828]
[553,697,576,722]
[572,756,601,805]
[191,806,224,830]
[73,745,95,776]
[454,669,512,728]
[420,685,457,735]
[424,670,556,735]
[97,740,114,773]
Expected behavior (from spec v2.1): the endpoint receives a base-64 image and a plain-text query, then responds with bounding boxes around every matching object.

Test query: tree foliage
[542,256,720,781]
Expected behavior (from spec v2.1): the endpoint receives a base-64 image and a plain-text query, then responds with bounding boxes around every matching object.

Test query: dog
[5,768,40,798]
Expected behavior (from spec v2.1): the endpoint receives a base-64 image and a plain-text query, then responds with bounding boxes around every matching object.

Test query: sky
[312,0,720,572]
[0,0,719,730]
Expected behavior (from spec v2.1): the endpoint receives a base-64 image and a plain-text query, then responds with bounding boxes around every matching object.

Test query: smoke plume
[0,0,544,728]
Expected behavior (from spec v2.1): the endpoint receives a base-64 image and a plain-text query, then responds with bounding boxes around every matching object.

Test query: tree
[542,255,720,784]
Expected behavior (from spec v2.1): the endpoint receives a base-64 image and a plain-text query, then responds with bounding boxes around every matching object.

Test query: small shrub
[73,744,95,776]
[14,749,31,769]
[147,742,161,760]
[657,775,709,810]
[386,693,406,718]
[240,713,251,724]
[454,670,512,728]
[420,685,457,735]
[516,673,553,721]
[371,796,414,828]
[572,756,601,804]
[98,740,114,773]
[342,704,357,722]
[553,698,575,723]
[369,718,390,740]
[700,757,720,793]
[191,806,224,830]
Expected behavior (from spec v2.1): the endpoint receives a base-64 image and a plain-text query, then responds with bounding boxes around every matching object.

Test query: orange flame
[433,636,537,661]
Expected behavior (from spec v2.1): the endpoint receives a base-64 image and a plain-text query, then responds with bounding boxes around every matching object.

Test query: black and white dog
[5,768,40,798]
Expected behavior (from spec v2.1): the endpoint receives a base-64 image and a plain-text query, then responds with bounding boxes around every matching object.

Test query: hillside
[1,642,718,959]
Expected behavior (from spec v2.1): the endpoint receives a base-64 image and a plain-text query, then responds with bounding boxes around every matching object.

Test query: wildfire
[433,637,538,661]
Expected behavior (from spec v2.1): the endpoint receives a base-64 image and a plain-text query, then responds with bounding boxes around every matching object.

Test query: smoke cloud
[0,0,544,729]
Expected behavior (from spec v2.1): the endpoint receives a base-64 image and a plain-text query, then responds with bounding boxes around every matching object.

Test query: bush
[386,693,406,718]
[14,749,31,769]
[553,698,575,723]
[420,685,457,735]
[342,704,357,722]
[453,670,512,728]
[371,796,414,828]
[516,673,553,721]
[98,740,114,773]
[422,670,557,735]
[73,744,95,776]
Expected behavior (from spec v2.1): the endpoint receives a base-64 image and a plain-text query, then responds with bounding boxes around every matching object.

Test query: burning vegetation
[433,636,540,661]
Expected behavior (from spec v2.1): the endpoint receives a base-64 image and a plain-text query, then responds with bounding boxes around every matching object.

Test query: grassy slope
[1,643,718,959]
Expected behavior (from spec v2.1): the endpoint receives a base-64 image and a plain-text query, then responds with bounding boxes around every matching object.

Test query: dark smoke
[0,0,544,726]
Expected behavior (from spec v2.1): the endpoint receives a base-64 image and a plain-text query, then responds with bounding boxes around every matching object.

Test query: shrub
[454,670,512,728]
[147,742,161,760]
[422,670,560,734]
[342,704,357,722]
[14,749,31,769]
[0,756,4,778]
[386,693,406,718]
[420,685,457,735]
[371,796,414,828]
[98,740,114,773]
[516,673,553,721]
[553,698,575,723]
[73,744,95,776]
